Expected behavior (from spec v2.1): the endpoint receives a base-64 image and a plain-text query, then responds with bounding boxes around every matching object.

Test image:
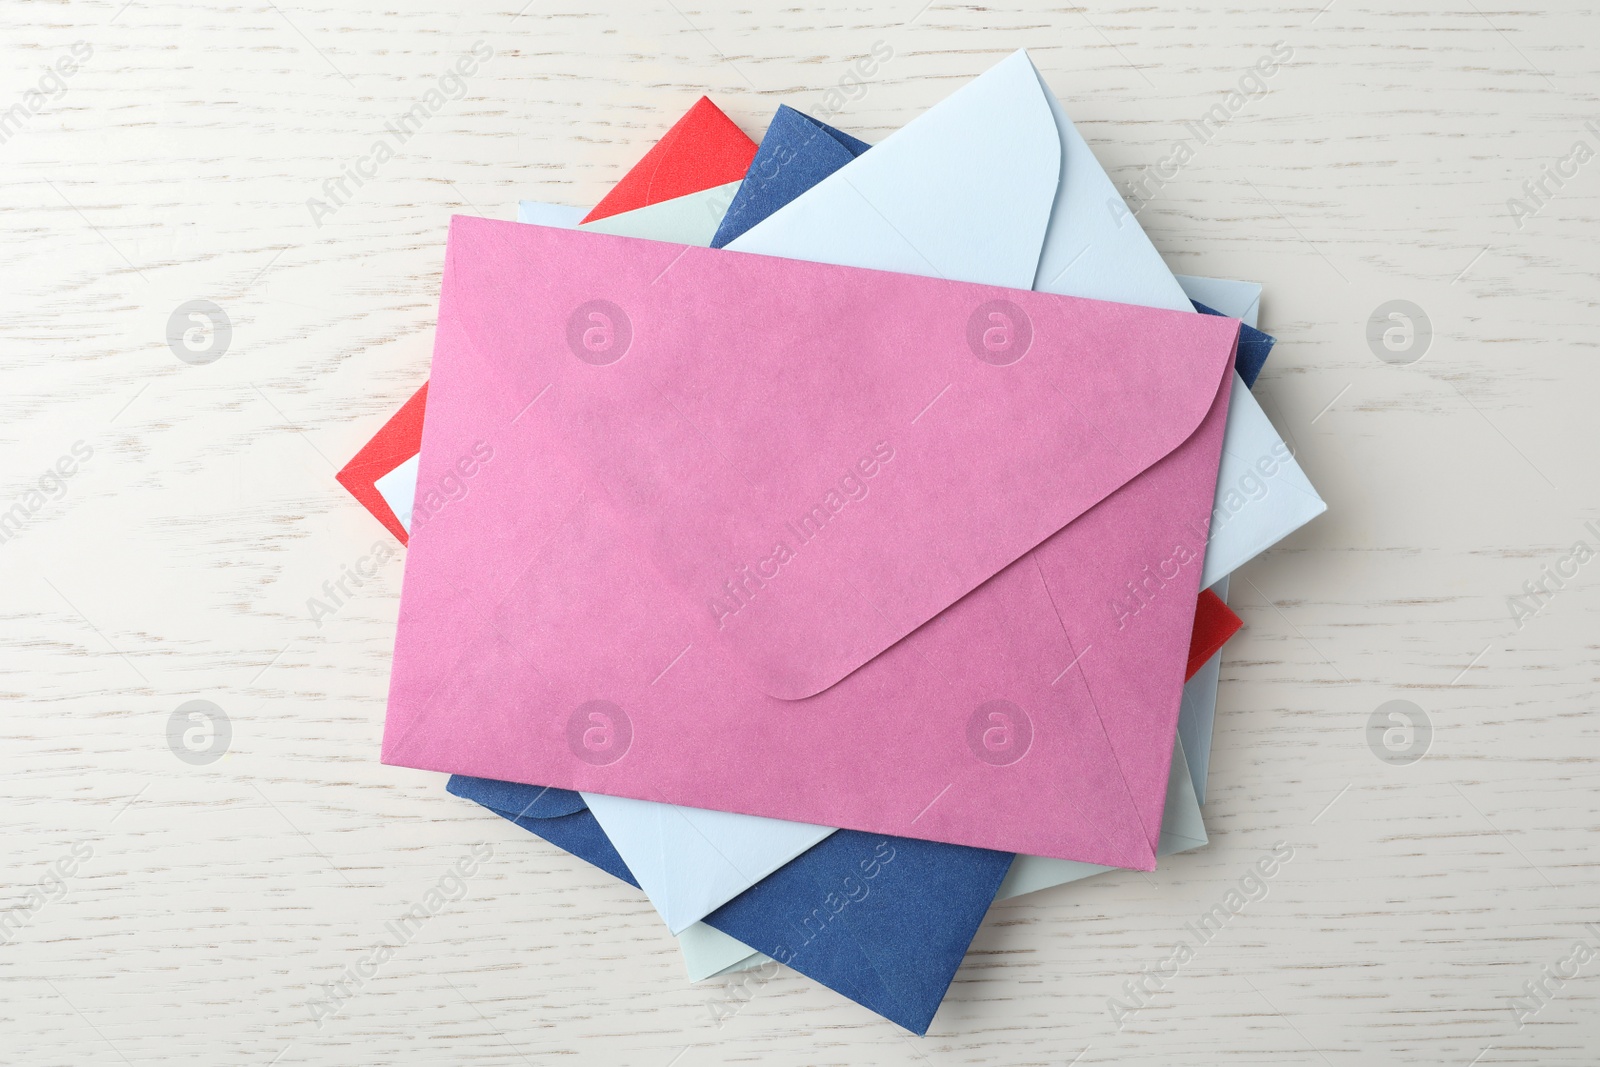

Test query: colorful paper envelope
[363,60,1299,927]
[581,96,756,223]
[1196,301,1274,388]
[711,104,870,248]
[334,382,427,545]
[1187,588,1243,678]
[374,47,1286,876]
[1171,274,1267,802]
[350,66,1289,1030]
[382,212,1239,866]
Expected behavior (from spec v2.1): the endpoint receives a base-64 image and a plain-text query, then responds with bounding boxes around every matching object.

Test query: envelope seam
[1027,553,1156,861]
[836,172,947,280]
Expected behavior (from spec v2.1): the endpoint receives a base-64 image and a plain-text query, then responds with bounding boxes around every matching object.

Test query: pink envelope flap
[382,217,1238,864]
[423,217,1237,700]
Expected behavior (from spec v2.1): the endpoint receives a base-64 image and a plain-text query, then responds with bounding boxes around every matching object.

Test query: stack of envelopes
[340,50,1326,1034]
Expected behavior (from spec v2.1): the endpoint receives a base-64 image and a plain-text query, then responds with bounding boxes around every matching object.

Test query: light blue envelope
[1172,274,1264,803]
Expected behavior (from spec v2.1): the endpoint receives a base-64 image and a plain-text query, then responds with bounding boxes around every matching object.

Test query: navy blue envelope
[1194,300,1275,387]
[703,831,1012,1034]
[449,775,1011,1034]
[710,105,870,248]
[446,776,637,888]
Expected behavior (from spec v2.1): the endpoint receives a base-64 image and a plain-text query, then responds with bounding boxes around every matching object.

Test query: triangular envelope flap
[726,49,1059,289]
[438,216,1239,701]
[395,463,1156,866]
[1025,376,1233,852]
[704,831,1014,1034]
[1031,77,1194,313]
[711,106,869,249]
[582,789,836,933]
[581,97,757,223]
[445,775,589,819]
[336,382,429,544]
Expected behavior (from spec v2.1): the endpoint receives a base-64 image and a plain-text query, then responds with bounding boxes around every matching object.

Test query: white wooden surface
[4,1,1599,1063]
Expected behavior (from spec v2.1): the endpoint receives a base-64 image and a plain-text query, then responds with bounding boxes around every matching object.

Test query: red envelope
[581,97,757,224]
[334,382,427,545]
[1186,588,1242,679]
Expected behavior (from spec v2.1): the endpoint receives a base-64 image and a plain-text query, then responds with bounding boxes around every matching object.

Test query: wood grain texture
[3,0,1598,1063]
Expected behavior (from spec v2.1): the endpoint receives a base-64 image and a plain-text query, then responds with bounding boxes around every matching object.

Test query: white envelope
[1180,574,1227,805]
[581,790,832,934]
[1171,274,1260,804]
[515,201,588,227]
[577,180,741,245]
[1175,274,1262,324]
[678,921,768,981]
[374,454,420,532]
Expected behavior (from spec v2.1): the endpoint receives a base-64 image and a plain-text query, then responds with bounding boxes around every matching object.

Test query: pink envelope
[383,216,1238,867]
